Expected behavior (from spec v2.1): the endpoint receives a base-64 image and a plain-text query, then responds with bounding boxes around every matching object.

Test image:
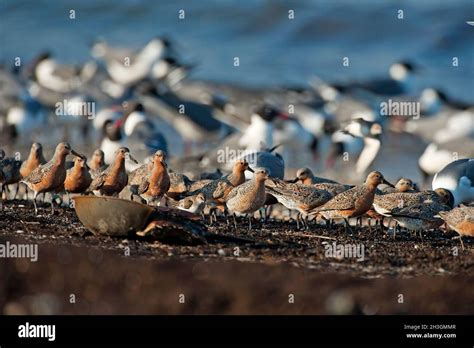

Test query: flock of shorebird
[0,141,472,247]
[0,36,472,248]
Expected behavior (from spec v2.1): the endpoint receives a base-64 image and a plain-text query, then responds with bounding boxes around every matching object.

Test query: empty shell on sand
[73,196,208,244]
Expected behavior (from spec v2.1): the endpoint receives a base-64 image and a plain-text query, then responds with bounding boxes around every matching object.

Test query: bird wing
[23,162,52,184]
[128,164,148,185]
[317,187,359,211]
[225,182,248,202]
[89,167,110,190]
[212,177,233,199]
[138,179,149,195]
[392,203,449,221]
[181,197,194,209]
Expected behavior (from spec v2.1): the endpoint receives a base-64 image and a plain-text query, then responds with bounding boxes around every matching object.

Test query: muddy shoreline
[1,200,473,314]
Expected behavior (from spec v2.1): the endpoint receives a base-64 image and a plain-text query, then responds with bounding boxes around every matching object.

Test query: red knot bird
[64,155,92,201]
[379,177,415,194]
[20,143,47,200]
[192,160,254,219]
[89,149,108,178]
[365,177,416,229]
[20,142,47,179]
[225,169,268,230]
[89,147,138,196]
[309,171,392,233]
[293,167,338,185]
[167,173,212,200]
[373,188,453,218]
[438,206,474,249]
[293,167,352,198]
[129,150,170,205]
[389,195,452,238]
[265,178,333,229]
[167,192,207,216]
[21,142,80,214]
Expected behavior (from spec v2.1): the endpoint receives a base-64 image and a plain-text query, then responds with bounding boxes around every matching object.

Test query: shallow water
[1,1,473,186]
[2,0,473,101]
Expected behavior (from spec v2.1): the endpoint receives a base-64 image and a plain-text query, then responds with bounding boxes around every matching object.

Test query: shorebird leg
[247,215,252,231]
[66,191,72,207]
[265,205,272,221]
[233,213,237,229]
[33,191,38,215]
[453,236,465,251]
[13,183,19,200]
[344,218,353,235]
[296,213,301,230]
[223,208,230,226]
[212,208,218,225]
[324,218,331,229]
[367,218,373,233]
[50,192,55,214]
[24,185,29,201]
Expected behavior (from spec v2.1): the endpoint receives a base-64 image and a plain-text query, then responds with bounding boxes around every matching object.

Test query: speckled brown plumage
[90,147,136,196]
[265,178,332,216]
[167,192,206,215]
[225,169,268,215]
[390,200,451,231]
[133,150,170,205]
[193,160,253,205]
[438,206,474,237]
[373,188,453,217]
[21,142,79,214]
[310,171,388,220]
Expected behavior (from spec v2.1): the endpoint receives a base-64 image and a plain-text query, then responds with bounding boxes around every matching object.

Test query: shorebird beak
[71,149,81,158]
[340,129,355,137]
[382,178,395,188]
[128,154,139,164]
[247,167,255,173]
[286,178,299,183]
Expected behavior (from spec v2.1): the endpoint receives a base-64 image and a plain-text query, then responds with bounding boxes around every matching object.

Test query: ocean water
[1,0,473,101]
